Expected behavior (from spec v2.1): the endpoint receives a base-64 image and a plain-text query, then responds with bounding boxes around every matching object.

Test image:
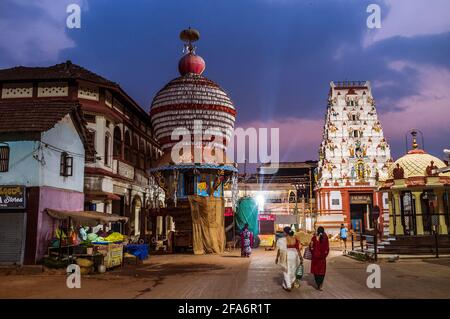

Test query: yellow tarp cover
[188,195,225,255]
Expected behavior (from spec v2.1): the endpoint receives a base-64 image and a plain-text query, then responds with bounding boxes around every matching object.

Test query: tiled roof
[0,60,117,87]
[0,100,79,133]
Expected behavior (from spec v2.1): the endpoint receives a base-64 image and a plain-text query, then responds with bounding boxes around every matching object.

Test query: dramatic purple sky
[1,0,449,164]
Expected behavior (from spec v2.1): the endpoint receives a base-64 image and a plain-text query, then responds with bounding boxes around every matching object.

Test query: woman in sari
[240,223,253,257]
[275,226,303,292]
[310,226,329,291]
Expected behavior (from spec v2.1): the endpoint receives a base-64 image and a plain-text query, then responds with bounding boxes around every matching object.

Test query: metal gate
[0,212,26,264]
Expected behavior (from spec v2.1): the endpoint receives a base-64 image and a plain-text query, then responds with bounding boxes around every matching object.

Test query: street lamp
[256,193,265,213]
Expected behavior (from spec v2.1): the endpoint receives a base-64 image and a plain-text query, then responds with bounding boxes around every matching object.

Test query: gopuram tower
[315,81,393,236]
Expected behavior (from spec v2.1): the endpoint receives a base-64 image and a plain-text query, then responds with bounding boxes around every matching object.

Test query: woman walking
[240,224,253,257]
[275,226,303,292]
[310,226,329,291]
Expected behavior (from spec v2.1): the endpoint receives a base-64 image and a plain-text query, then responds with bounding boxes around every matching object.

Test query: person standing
[310,226,329,291]
[275,226,303,292]
[240,224,253,257]
[339,223,348,253]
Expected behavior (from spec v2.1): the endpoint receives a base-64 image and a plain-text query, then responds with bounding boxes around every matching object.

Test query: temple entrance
[350,193,373,234]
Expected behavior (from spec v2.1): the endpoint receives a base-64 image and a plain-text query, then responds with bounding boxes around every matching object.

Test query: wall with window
[0,115,84,192]
[39,114,85,192]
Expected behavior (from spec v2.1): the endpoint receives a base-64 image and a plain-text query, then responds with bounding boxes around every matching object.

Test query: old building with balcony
[0,61,163,240]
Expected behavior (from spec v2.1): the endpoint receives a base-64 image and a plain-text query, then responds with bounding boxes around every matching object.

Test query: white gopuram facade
[316,81,393,236]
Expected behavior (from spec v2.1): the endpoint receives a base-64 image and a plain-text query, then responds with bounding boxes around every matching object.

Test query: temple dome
[388,149,450,179]
[149,72,236,152]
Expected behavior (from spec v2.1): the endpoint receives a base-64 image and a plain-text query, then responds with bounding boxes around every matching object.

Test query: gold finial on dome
[411,130,418,149]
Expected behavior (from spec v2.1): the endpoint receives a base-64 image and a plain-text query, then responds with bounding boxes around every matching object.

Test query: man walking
[339,223,348,253]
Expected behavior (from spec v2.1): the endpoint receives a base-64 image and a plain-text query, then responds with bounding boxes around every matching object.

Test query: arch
[124,130,131,162]
[113,126,122,158]
[132,134,139,166]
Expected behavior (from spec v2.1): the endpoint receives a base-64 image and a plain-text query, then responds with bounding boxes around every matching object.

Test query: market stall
[45,209,129,272]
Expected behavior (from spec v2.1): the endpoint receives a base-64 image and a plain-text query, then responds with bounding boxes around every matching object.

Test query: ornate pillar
[393,192,403,235]
[436,190,448,234]
[412,191,424,235]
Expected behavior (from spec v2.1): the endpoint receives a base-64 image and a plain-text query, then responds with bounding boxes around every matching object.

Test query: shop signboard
[258,214,275,221]
[224,207,233,217]
[0,186,26,209]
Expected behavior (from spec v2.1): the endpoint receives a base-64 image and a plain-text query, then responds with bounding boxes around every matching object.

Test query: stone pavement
[0,248,449,298]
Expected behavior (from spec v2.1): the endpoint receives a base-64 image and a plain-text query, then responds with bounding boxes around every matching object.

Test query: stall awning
[84,191,121,201]
[47,209,128,227]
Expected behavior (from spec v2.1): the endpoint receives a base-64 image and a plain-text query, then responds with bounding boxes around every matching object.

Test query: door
[0,212,26,265]
[401,192,416,235]
[350,204,366,233]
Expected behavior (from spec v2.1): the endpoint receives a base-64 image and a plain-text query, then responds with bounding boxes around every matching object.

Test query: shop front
[258,214,275,247]
[44,209,129,272]
[0,185,27,264]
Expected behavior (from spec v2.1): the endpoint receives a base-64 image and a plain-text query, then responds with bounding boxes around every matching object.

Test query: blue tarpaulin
[124,244,149,260]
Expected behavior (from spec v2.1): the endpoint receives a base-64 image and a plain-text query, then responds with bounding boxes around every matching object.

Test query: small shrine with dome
[379,130,450,237]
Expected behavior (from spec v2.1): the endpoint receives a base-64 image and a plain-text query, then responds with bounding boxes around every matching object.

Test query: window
[332,199,340,206]
[83,114,96,123]
[104,134,110,166]
[139,140,145,170]
[113,126,122,158]
[352,114,357,121]
[60,152,73,176]
[132,135,138,166]
[124,131,131,162]
[184,174,195,196]
[353,130,359,138]
[0,145,10,172]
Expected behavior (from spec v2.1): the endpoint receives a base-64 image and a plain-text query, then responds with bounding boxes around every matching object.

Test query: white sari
[276,237,301,289]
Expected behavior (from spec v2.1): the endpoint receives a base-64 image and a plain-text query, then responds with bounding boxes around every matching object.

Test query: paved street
[1,247,450,299]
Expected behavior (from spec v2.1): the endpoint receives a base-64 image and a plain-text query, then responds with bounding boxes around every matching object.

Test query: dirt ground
[1,247,450,299]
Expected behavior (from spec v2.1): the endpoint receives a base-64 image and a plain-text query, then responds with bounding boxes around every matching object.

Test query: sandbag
[76,258,93,267]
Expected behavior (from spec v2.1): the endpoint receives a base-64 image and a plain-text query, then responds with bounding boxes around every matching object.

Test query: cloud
[237,117,323,162]
[0,0,87,66]
[379,61,450,154]
[364,0,450,47]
